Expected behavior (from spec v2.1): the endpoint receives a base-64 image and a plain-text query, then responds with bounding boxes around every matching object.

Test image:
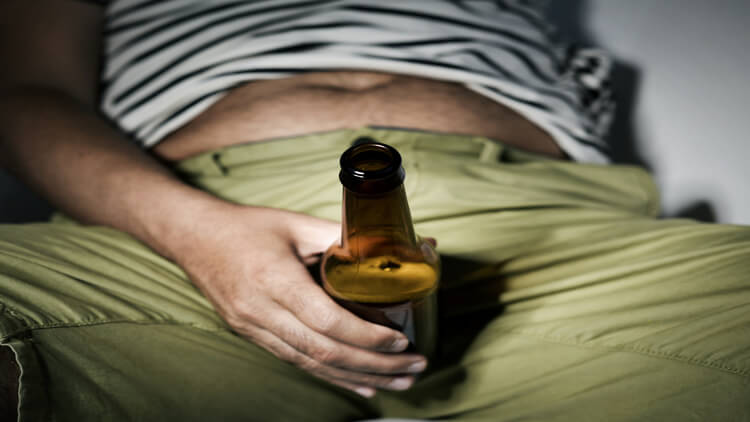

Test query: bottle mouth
[339,138,405,193]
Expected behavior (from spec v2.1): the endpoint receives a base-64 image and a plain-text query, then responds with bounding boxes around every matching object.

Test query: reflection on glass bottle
[321,139,440,358]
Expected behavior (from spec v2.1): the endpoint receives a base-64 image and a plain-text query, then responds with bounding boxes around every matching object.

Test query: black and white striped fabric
[92,0,614,162]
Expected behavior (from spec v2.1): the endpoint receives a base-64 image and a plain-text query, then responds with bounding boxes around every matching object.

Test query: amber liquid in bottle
[321,139,440,358]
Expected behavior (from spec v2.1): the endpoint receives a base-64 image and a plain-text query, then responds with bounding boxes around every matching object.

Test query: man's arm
[0,0,207,251]
[0,0,425,400]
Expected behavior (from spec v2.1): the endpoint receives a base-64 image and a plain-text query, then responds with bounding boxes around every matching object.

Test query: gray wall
[550,0,750,224]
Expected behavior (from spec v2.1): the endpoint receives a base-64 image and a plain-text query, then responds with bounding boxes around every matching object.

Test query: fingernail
[355,387,376,398]
[406,360,427,373]
[388,377,413,391]
[390,338,409,352]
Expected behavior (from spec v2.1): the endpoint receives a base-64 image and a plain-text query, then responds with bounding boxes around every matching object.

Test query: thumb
[286,213,341,259]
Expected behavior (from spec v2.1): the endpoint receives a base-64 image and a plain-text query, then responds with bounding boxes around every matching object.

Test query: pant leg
[6,128,748,421]
[372,140,750,421]
[0,221,373,421]
[173,128,750,421]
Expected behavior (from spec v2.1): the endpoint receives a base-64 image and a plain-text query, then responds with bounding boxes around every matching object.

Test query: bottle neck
[341,184,417,251]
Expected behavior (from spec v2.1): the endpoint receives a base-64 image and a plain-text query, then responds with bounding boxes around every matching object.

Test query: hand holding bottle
[172,204,428,397]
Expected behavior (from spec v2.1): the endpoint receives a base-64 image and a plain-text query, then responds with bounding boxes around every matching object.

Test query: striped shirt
[87,0,614,163]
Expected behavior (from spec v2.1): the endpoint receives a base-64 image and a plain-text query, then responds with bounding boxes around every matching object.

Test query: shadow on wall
[545,0,646,167]
[545,0,716,222]
[0,170,54,223]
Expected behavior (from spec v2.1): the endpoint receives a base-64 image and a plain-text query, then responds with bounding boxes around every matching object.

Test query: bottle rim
[339,138,405,192]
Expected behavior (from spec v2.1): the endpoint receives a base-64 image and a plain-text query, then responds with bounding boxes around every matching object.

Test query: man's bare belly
[153,71,564,162]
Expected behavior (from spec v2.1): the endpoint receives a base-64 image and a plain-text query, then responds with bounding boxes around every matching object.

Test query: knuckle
[222,309,248,330]
[252,263,284,290]
[373,376,397,389]
[367,328,402,352]
[227,302,259,327]
[297,355,323,373]
[309,345,340,365]
[232,303,254,321]
[284,325,339,365]
[285,290,308,314]
[373,331,397,350]
[310,308,340,334]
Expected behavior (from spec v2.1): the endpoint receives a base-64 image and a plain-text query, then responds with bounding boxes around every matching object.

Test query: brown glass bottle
[321,139,440,358]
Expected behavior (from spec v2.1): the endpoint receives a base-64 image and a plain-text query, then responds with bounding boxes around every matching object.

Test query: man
[1,1,748,420]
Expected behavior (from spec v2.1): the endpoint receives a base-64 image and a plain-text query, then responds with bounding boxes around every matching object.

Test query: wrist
[136,187,234,262]
[150,195,295,265]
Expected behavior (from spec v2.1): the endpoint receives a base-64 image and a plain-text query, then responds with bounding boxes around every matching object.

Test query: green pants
[2,128,749,421]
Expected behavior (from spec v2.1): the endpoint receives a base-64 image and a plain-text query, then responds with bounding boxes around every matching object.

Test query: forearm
[0,87,231,260]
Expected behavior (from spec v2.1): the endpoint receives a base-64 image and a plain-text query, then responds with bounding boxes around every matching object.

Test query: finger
[241,323,417,392]
[424,237,437,247]
[324,378,376,399]
[267,307,427,375]
[271,260,412,353]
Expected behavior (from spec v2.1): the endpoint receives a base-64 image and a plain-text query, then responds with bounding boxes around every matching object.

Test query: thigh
[0,222,372,421]
[386,217,750,421]
[377,144,750,420]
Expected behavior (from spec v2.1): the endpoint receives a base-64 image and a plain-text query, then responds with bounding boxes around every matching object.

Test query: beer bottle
[321,138,440,358]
